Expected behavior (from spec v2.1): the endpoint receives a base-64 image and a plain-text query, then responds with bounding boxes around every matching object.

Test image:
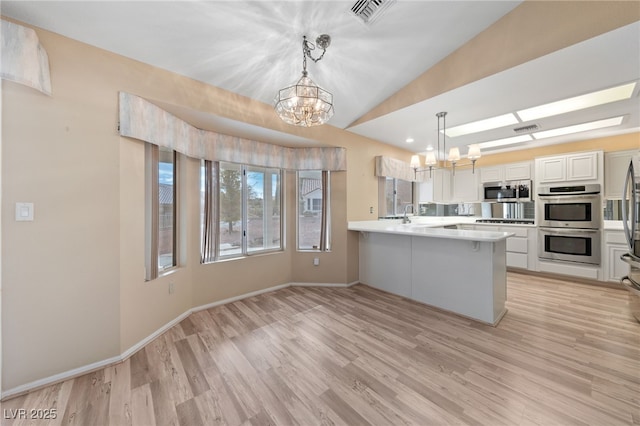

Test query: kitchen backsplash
[419,202,535,219]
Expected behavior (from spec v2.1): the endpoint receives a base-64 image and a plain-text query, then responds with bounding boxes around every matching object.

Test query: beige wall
[0,19,412,392]
[475,132,640,168]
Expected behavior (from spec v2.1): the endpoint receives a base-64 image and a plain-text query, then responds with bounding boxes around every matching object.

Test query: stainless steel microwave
[483,180,531,202]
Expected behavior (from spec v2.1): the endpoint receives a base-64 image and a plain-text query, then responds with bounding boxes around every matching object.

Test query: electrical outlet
[313,257,320,266]
[169,282,175,294]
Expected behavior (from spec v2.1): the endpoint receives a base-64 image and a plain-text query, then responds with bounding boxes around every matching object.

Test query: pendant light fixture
[274,34,334,127]
[412,112,482,178]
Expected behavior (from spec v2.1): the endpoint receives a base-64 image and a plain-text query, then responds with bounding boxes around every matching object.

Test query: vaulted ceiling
[2,1,639,157]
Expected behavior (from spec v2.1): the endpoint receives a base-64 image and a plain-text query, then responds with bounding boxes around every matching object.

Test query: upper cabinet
[535,151,602,185]
[451,168,480,202]
[604,150,636,199]
[505,161,532,181]
[480,166,503,183]
[418,169,451,203]
[480,161,532,183]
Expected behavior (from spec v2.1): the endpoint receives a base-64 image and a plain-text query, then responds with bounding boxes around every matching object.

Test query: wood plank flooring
[3,272,639,426]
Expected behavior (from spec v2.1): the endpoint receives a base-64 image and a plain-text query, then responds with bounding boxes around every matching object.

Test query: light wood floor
[3,272,639,426]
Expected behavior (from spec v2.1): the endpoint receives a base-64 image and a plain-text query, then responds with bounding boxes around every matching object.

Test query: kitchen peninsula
[349,219,514,325]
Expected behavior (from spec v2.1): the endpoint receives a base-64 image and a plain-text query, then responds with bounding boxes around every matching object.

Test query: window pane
[247,167,281,252]
[158,148,175,271]
[395,179,413,215]
[270,172,281,250]
[298,170,322,250]
[384,177,394,216]
[247,168,265,252]
[219,162,242,257]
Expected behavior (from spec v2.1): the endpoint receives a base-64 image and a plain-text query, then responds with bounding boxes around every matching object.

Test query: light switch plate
[15,202,34,221]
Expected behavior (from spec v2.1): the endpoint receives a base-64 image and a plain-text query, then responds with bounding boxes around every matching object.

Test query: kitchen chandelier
[274,34,334,127]
[411,112,482,177]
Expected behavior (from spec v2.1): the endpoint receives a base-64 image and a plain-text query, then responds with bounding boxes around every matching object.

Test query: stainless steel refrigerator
[621,154,640,323]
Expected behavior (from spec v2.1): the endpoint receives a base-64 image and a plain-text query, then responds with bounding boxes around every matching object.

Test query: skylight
[477,135,533,149]
[516,82,636,122]
[444,113,519,138]
[532,116,625,139]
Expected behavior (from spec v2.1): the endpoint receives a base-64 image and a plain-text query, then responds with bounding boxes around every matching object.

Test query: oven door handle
[539,227,599,234]
[538,193,600,201]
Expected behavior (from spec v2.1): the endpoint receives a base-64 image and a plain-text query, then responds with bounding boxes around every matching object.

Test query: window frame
[379,177,414,217]
[297,170,331,252]
[146,145,178,281]
[201,160,284,263]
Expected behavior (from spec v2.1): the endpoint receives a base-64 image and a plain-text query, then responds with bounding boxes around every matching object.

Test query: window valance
[0,20,52,95]
[375,156,422,182]
[118,92,347,171]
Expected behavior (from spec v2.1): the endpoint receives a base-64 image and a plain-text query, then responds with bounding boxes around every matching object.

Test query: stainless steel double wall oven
[538,184,601,265]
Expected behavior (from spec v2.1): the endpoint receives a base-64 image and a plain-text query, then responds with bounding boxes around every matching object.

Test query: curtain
[0,20,52,95]
[119,92,347,171]
[200,160,218,263]
[145,145,160,281]
[319,170,331,251]
[375,155,423,182]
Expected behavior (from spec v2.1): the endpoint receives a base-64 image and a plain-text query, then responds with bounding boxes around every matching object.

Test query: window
[247,166,282,253]
[298,170,331,251]
[379,177,413,217]
[219,162,243,257]
[146,145,177,280]
[201,161,283,262]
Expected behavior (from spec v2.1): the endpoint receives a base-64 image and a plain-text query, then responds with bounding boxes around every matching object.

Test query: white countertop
[348,219,514,242]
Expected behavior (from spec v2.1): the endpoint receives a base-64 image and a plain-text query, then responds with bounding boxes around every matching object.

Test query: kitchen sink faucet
[403,204,414,224]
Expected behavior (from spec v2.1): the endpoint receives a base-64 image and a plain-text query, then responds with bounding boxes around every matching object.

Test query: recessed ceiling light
[477,135,533,149]
[426,145,434,151]
[517,82,636,122]
[532,116,624,139]
[406,138,414,143]
[444,113,519,138]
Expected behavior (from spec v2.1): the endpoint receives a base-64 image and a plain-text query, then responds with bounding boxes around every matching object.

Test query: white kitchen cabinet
[480,166,504,183]
[418,169,451,203]
[451,168,480,202]
[472,224,533,270]
[504,161,532,181]
[603,230,629,282]
[604,150,636,199]
[480,161,532,183]
[536,151,602,184]
[567,152,599,181]
[537,156,566,183]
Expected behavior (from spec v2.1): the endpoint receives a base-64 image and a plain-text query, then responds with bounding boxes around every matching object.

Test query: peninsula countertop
[348,219,515,242]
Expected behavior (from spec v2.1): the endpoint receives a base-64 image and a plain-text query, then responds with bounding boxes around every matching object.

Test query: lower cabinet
[465,224,534,270]
[603,230,630,282]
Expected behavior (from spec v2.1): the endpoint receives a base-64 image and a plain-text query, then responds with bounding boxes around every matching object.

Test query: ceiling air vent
[513,124,539,133]
[350,0,397,25]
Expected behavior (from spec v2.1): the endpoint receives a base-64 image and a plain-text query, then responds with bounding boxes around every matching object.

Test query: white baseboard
[290,282,348,287]
[1,355,121,401]
[191,283,290,313]
[120,310,192,362]
[1,280,355,401]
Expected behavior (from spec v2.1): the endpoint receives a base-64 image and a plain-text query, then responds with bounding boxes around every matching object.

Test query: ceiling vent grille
[513,124,539,133]
[350,0,396,25]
